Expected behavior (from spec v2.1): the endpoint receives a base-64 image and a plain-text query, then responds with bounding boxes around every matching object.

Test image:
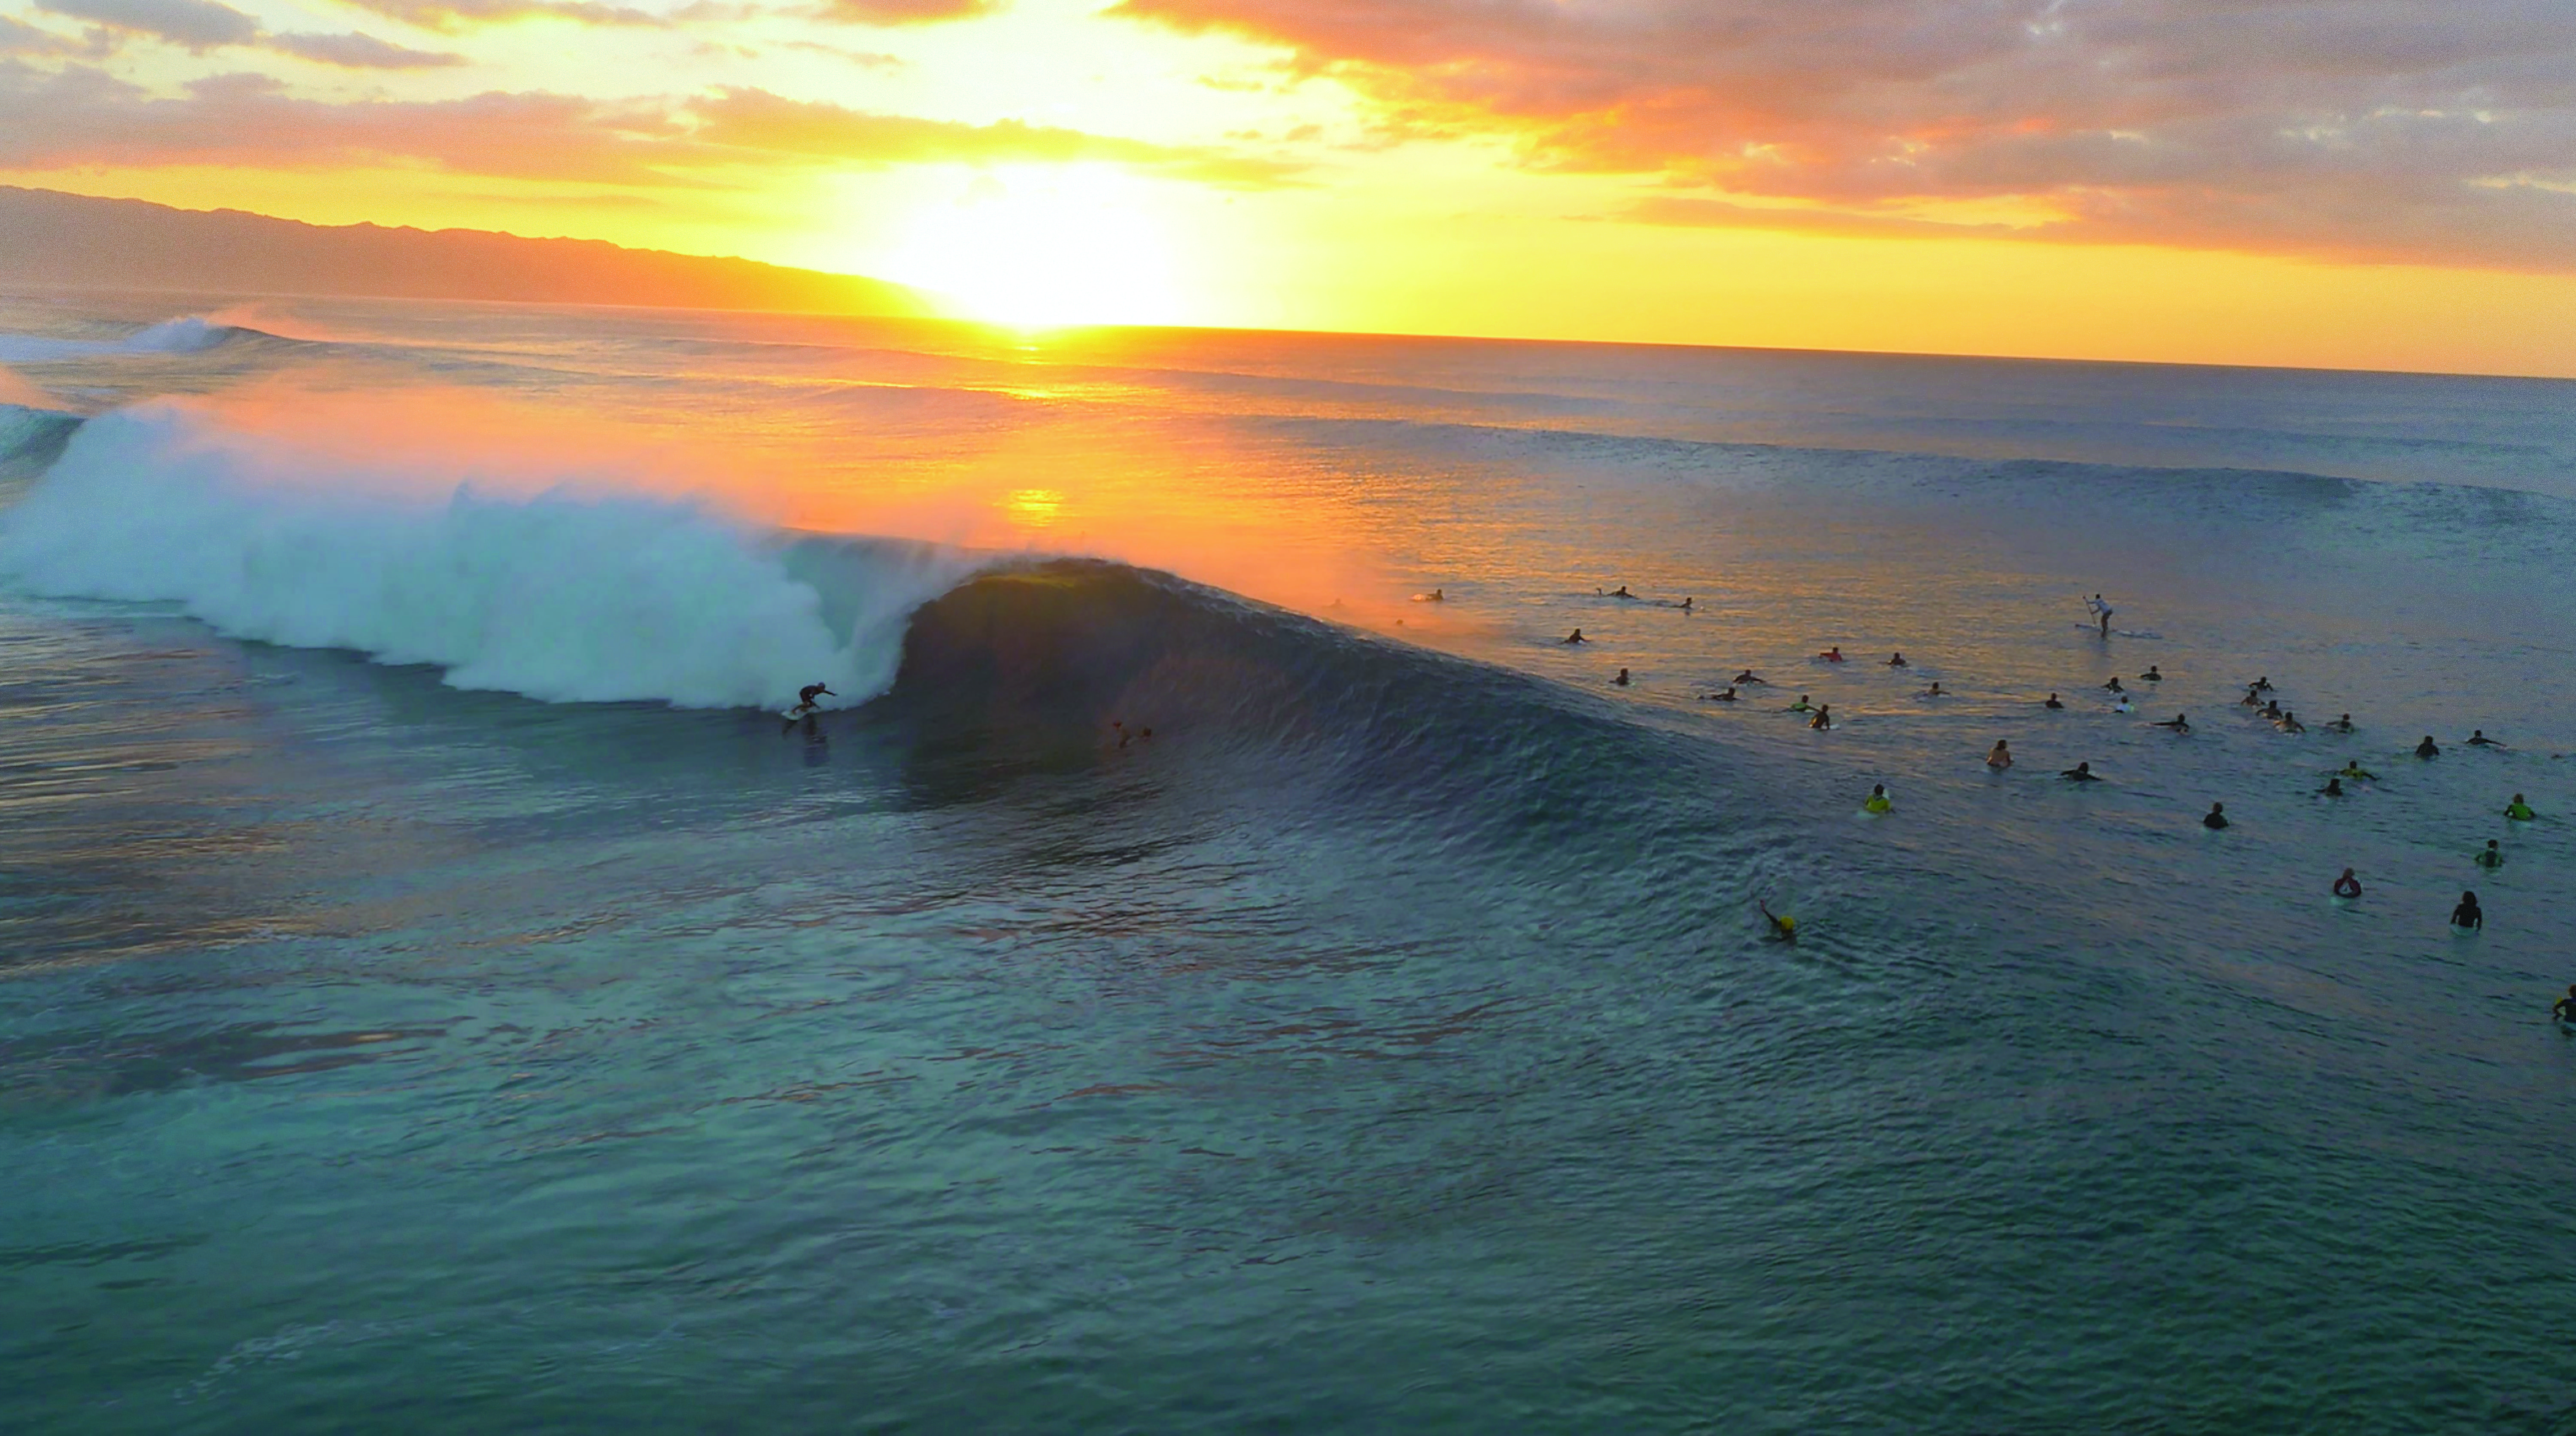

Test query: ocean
[4,289,2575,1433]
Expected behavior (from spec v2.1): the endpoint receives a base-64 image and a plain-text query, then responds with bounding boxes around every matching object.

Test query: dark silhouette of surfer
[783,682,834,733]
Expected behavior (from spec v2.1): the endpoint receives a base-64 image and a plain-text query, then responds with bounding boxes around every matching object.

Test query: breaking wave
[0,315,266,364]
[0,399,971,709]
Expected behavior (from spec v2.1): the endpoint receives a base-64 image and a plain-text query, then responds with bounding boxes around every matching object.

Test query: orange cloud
[1112,0,2576,270]
[329,0,663,30]
[812,0,1001,24]
[0,63,1298,187]
[689,86,1299,185]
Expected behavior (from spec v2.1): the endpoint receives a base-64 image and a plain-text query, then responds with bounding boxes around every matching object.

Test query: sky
[4,0,2576,374]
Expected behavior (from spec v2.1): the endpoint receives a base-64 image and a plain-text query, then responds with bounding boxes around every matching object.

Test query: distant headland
[0,187,933,318]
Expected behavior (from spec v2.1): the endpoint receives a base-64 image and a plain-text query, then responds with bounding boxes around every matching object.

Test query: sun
[879,165,1191,330]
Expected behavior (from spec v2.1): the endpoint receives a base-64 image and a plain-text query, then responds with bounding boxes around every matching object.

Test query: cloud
[1110,0,2576,269]
[36,0,256,50]
[26,0,473,65]
[0,63,1298,189]
[326,0,666,29]
[687,85,1298,184]
[0,12,101,55]
[0,64,680,182]
[812,0,1001,23]
[265,31,468,67]
[779,38,906,67]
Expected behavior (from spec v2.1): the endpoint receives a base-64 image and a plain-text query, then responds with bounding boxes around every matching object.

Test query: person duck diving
[1759,899,1798,943]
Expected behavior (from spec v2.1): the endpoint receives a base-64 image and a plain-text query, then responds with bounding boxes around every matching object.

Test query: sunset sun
[878,166,1190,330]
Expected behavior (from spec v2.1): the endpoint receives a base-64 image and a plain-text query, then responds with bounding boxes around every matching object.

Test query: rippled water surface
[5,294,2576,1434]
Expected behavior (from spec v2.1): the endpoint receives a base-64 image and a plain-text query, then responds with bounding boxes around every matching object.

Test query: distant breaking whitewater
[0,399,973,709]
[0,315,247,364]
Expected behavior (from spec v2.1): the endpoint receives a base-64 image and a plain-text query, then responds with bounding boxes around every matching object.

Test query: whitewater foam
[0,399,972,709]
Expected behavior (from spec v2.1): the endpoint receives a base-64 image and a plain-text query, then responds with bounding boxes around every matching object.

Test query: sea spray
[0,398,972,708]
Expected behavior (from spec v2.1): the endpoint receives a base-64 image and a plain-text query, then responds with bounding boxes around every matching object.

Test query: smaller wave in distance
[0,314,265,365]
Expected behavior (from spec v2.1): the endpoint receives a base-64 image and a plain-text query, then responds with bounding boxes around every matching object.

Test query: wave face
[881,560,1753,883]
[0,314,258,363]
[0,401,969,708]
[0,402,81,481]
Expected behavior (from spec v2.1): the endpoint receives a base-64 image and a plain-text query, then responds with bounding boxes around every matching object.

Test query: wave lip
[0,399,970,709]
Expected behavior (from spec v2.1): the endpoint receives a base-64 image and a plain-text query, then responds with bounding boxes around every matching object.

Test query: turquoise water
[4,295,2576,1433]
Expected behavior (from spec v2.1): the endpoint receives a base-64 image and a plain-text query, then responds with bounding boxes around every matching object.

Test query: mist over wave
[0,397,973,708]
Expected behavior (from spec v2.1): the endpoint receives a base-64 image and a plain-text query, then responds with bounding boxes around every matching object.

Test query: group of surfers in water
[1601,623,2559,980]
[1815,670,2537,943]
[1574,585,2560,1017]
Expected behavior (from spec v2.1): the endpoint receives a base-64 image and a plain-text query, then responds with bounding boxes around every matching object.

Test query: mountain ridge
[0,187,935,317]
